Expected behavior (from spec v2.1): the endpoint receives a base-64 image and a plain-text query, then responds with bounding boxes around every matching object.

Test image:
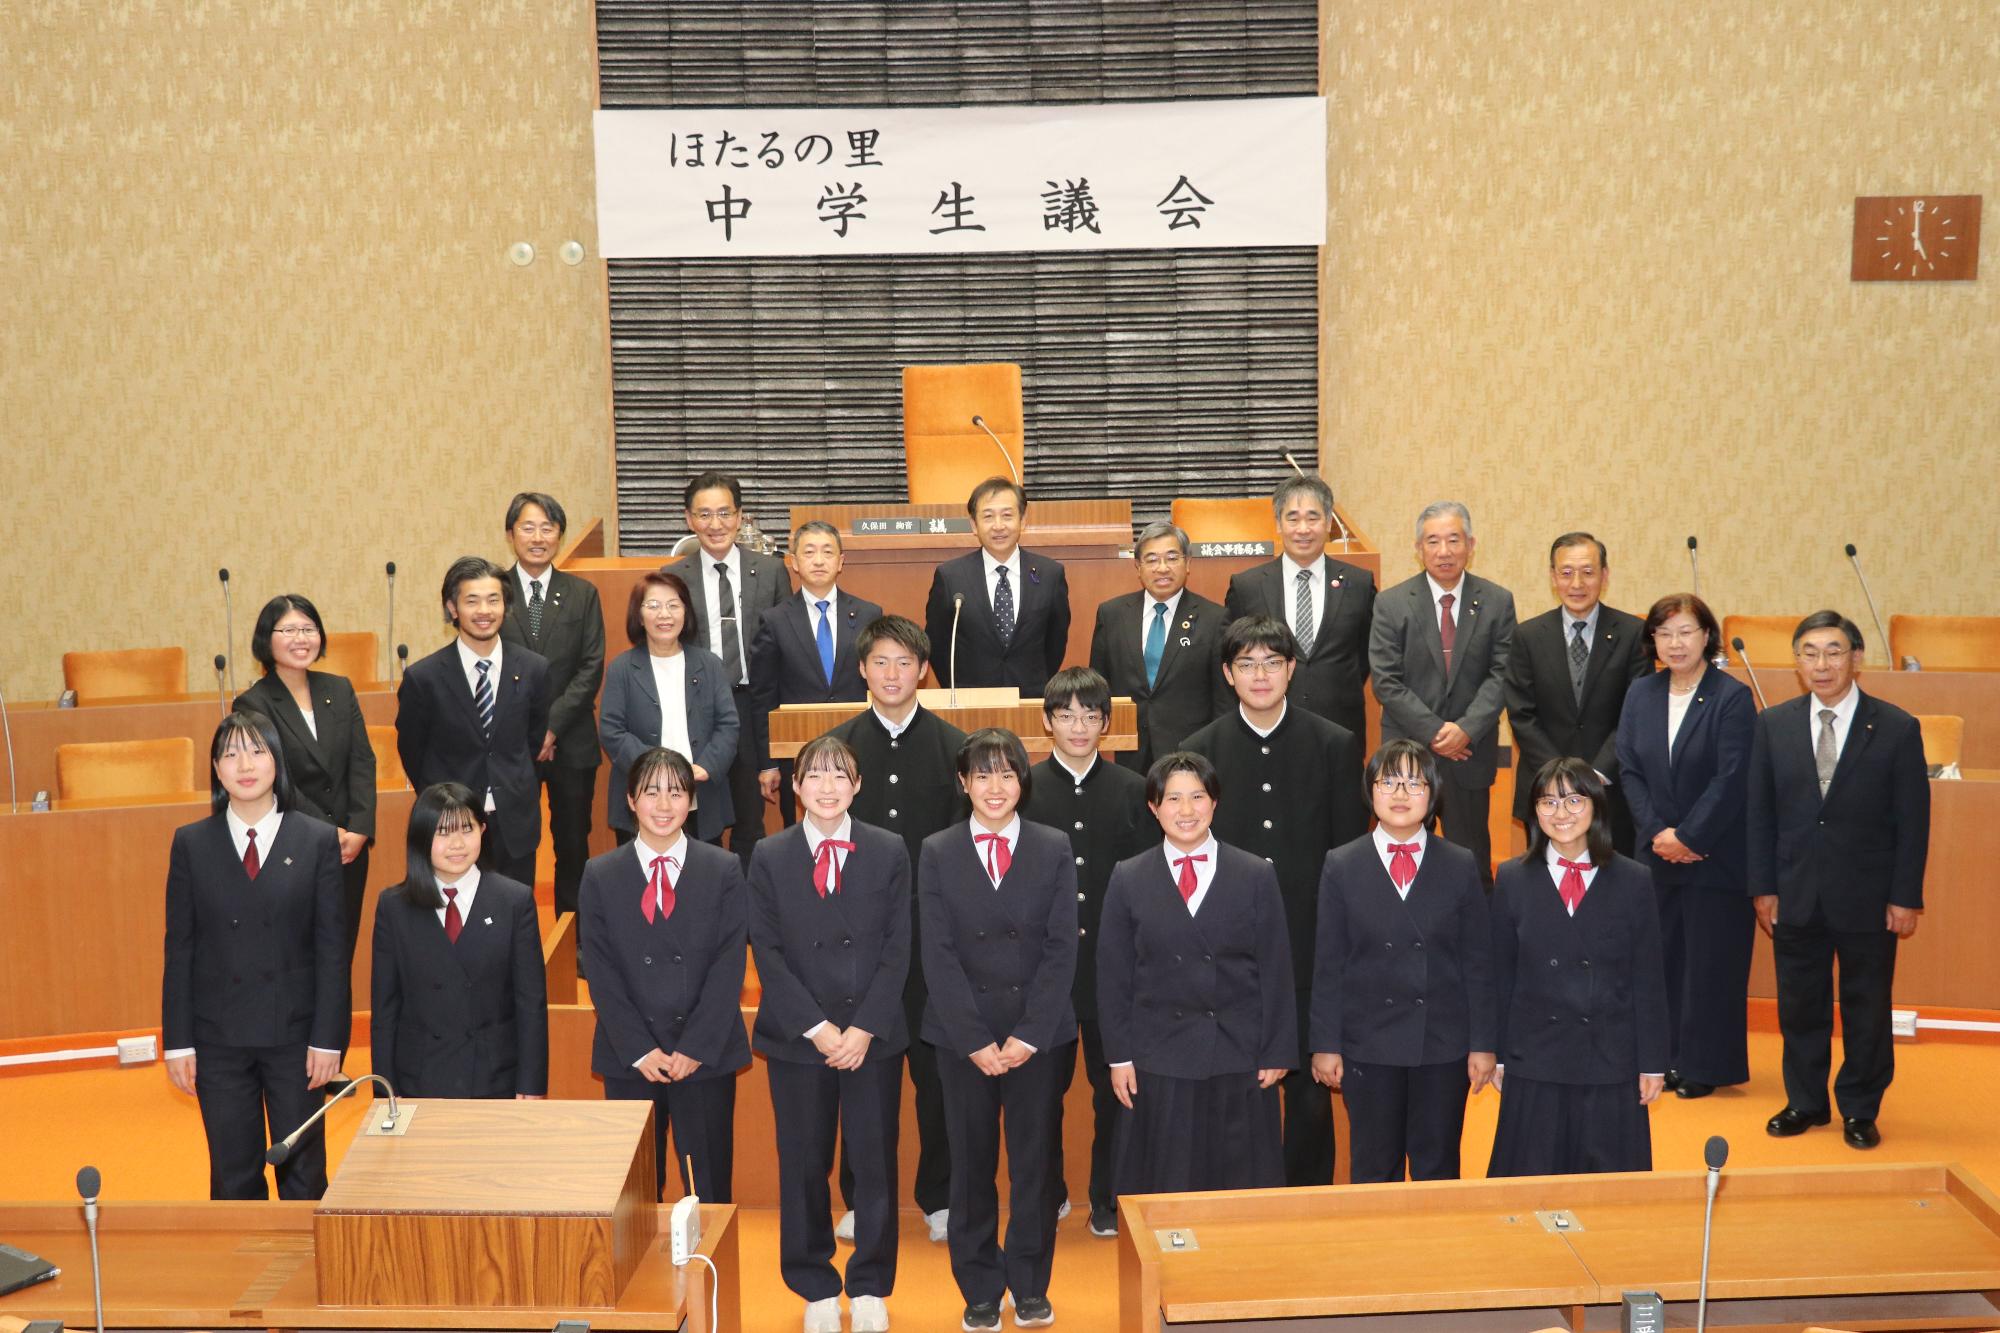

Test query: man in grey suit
[1368,501,1516,887]
[667,471,794,869]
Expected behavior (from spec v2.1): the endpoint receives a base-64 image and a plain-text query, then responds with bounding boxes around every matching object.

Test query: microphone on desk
[969,416,1022,485]
[76,1165,105,1333]
[217,568,236,692]
[1843,543,1896,668]
[385,561,398,682]
[1729,637,1771,712]
[396,642,409,684]
[948,594,964,708]
[1696,1135,1729,1333]
[1686,536,1701,600]
[266,1074,401,1166]
[213,655,229,713]
[0,675,19,813]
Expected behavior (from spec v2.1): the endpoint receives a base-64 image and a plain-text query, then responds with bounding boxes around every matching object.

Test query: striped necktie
[473,659,495,741]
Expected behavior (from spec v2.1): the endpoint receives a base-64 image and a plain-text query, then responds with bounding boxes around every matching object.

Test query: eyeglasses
[1051,711,1105,727]
[1535,793,1590,813]
[1138,552,1185,569]
[641,600,683,615]
[1652,626,1703,644]
[1373,777,1430,795]
[1796,647,1852,666]
[1230,657,1289,676]
[691,508,737,524]
[511,522,559,538]
[271,626,321,640]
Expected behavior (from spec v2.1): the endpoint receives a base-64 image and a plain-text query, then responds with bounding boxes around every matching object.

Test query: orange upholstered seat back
[321,631,382,685]
[1889,615,2000,671]
[56,737,200,803]
[61,647,186,702]
[902,363,1024,505]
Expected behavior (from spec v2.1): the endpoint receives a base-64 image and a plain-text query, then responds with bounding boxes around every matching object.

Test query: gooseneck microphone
[1696,1135,1729,1333]
[76,1165,105,1333]
[1686,535,1701,599]
[385,561,398,681]
[948,594,965,708]
[969,416,1022,485]
[1843,543,1894,667]
[0,675,19,812]
[396,642,409,684]
[213,654,229,713]
[1729,637,1770,711]
[266,1074,401,1166]
[217,568,236,691]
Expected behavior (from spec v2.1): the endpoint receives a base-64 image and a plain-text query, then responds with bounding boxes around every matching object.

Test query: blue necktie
[815,599,835,686]
[1144,601,1167,688]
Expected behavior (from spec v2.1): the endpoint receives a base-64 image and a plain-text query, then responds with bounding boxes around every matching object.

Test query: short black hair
[1524,757,1614,867]
[1364,739,1438,815]
[1222,614,1298,666]
[250,594,326,674]
[506,491,568,535]
[966,475,1027,518]
[1792,609,1864,655]
[856,614,930,667]
[1548,531,1607,566]
[1042,666,1111,718]
[791,518,843,550]
[400,783,485,910]
[628,747,696,804]
[795,734,860,783]
[207,709,295,814]
[957,728,1033,802]
[684,471,742,510]
[1146,750,1220,805]
[1642,593,1722,664]
[441,556,511,623]
[1272,475,1334,520]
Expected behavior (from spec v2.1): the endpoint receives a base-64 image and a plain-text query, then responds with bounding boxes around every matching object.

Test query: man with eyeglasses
[1182,616,1363,1186]
[1748,611,1929,1151]
[666,471,794,870]
[1368,500,1517,889]
[1089,521,1230,773]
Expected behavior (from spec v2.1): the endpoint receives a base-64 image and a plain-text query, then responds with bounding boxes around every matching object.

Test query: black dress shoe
[1663,1070,1683,1092]
[1766,1106,1832,1137]
[1674,1080,1716,1099]
[1843,1118,1882,1149]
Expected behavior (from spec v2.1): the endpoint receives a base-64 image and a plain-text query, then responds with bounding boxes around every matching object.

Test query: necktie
[642,854,679,923]
[1568,620,1589,703]
[1174,852,1207,904]
[815,599,835,686]
[1144,600,1167,688]
[242,827,260,880]
[473,659,495,741]
[993,566,1016,647]
[714,561,744,684]
[975,831,1011,883]
[442,886,463,943]
[1439,592,1457,675]
[813,837,854,897]
[1557,857,1591,914]
[528,578,545,640]
[1293,568,1315,654]
[1387,841,1419,891]
[1816,707,1839,796]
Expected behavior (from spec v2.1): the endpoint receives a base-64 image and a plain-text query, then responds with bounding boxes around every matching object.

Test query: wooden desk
[0,1198,735,1331]
[1117,1164,2000,1331]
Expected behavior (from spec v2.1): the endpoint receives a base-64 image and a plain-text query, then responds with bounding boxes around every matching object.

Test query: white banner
[594,98,1326,258]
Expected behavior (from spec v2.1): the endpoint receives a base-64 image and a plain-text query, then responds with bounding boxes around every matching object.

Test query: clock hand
[1912,200,1927,258]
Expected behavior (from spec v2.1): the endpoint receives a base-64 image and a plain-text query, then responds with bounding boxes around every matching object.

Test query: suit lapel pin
[484,916,494,926]
[1329,578,1342,589]
[1027,565,1042,586]
[283,856,294,866]
[1180,619,1192,631]
[1179,636,1192,647]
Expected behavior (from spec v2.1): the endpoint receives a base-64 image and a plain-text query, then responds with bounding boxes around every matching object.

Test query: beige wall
[2,3,613,704]
[1321,1,1997,645]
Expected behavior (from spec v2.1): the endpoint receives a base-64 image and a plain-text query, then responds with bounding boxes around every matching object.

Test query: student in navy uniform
[1182,614,1363,1186]
[1488,758,1669,1177]
[822,615,967,1243]
[919,729,1077,1332]
[163,710,347,1200]
[748,736,908,1333]
[1098,751,1294,1195]
[370,782,548,1101]
[1309,740,1495,1183]
[923,476,1072,695]
[579,747,751,1202]
[1022,667,1151,1238]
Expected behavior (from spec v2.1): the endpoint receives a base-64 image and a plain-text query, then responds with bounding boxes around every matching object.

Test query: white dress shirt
[298,708,317,740]
[1163,833,1220,915]
[800,814,856,1040]
[1543,841,1600,916]
[1240,700,1288,739]
[1371,824,1429,900]
[1809,684,1861,761]
[455,638,503,811]
[697,544,749,684]
[1666,685,1697,755]
[436,864,481,930]
[516,564,552,610]
[872,704,918,738]
[647,650,694,765]
[982,547,1024,614]
[1139,589,1185,657]
[1053,750,1096,787]
[1426,573,1464,626]
[969,814,1022,887]
[1281,554,1326,644]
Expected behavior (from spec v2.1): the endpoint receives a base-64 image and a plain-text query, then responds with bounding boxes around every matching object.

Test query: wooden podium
[766,696,1140,760]
[315,1099,657,1308]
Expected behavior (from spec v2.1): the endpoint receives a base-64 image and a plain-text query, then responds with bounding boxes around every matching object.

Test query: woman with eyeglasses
[1307,739,1495,1182]
[1613,592,1757,1099]
[235,594,378,970]
[1487,758,1669,1177]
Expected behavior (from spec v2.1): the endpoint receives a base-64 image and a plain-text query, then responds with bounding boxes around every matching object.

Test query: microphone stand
[1843,544,1894,667]
[76,1167,105,1333]
[969,416,1022,485]
[266,1074,406,1165]
[948,595,964,708]
[213,655,229,715]
[385,562,398,683]
[1730,637,1771,711]
[0,678,18,812]
[1697,1168,1720,1333]
[1281,451,1352,550]
[218,569,236,692]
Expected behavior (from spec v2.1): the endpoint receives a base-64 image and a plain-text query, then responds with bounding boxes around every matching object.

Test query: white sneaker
[926,1207,950,1243]
[851,1293,890,1332]
[803,1295,842,1333]
[1055,1198,1071,1222]
[833,1210,856,1242]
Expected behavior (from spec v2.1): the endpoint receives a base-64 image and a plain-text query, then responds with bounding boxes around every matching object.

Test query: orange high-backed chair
[1915,715,1965,770]
[1171,497,1279,547]
[56,737,200,803]
[61,647,187,702]
[368,725,407,790]
[1889,615,2000,671]
[1721,616,1803,670]
[321,631,382,685]
[902,363,1024,505]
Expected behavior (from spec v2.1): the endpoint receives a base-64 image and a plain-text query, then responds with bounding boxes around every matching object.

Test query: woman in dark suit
[1488,758,1669,1177]
[235,594,377,967]
[370,782,548,1100]
[599,569,740,846]
[1614,592,1757,1098]
[162,710,348,1200]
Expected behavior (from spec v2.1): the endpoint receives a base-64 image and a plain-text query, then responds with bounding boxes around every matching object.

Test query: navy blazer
[599,644,741,842]
[747,820,911,1063]
[395,642,551,860]
[1368,571,1517,788]
[1224,553,1377,740]
[1747,689,1929,932]
[1088,589,1231,772]
[918,821,1079,1056]
[1615,665,1756,892]
[923,548,1073,695]
[1308,835,1495,1066]
[1096,841,1297,1079]
[369,872,548,1097]
[578,839,751,1082]
[1491,853,1669,1085]
[161,811,349,1052]
[747,590,881,769]
[235,671,377,838]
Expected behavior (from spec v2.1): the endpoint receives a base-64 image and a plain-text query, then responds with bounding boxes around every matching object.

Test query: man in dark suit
[1368,501,1516,887]
[1224,475,1376,741]
[396,556,551,886]
[666,471,793,869]
[1089,521,1229,773]
[924,476,1072,696]
[751,519,883,826]
[1502,531,1650,853]
[500,491,605,918]
[1749,611,1929,1150]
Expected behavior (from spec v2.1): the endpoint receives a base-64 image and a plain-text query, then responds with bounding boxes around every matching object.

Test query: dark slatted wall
[599,1,1321,553]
